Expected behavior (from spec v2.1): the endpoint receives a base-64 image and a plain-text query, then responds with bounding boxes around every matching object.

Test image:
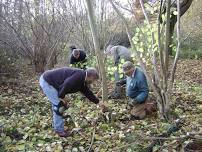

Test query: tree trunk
[168,0,193,55]
[85,0,108,101]
[0,0,3,27]
[158,91,170,120]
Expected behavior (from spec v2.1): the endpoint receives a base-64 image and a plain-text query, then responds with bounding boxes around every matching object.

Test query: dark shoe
[119,115,142,122]
[55,130,72,137]
[119,116,130,122]
[129,115,141,120]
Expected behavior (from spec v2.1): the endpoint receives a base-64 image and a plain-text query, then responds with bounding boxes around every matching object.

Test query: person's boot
[55,129,72,137]
[145,96,157,115]
[130,103,146,120]
[129,112,146,120]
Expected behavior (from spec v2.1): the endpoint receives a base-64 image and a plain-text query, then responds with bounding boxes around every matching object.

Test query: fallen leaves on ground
[0,59,202,152]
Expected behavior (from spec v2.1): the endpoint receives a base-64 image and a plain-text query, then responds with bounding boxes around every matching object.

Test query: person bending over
[39,67,108,137]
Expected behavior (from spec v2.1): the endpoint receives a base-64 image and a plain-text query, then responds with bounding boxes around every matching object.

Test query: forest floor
[0,59,202,152]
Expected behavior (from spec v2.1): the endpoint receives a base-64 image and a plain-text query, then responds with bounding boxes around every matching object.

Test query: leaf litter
[0,59,201,151]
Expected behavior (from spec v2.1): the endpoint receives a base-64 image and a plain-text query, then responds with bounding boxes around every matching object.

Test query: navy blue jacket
[43,67,99,104]
[70,50,87,64]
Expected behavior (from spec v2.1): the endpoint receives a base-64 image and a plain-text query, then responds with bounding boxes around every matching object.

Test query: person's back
[70,49,87,66]
[43,67,84,91]
[105,45,131,62]
[110,45,131,64]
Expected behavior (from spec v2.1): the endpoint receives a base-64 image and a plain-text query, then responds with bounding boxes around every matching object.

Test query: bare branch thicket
[0,0,75,72]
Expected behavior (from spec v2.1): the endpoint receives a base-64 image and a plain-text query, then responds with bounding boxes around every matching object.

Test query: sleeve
[134,73,149,103]
[70,55,75,64]
[80,51,87,63]
[83,51,87,58]
[81,52,87,63]
[113,47,120,66]
[58,75,81,98]
[116,79,126,86]
[134,92,148,103]
[80,85,99,104]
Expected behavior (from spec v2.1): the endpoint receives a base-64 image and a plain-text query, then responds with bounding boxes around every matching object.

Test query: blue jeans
[39,75,64,132]
[114,68,125,96]
[114,70,120,82]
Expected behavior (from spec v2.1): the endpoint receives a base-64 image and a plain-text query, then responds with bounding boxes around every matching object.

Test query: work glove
[116,79,126,86]
[53,99,69,117]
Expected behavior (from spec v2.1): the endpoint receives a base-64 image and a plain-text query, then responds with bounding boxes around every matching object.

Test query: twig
[145,119,184,152]
[0,73,11,75]
[69,115,79,128]
[140,134,202,141]
[170,0,181,88]
[87,126,96,152]
[113,132,201,151]
[181,29,193,43]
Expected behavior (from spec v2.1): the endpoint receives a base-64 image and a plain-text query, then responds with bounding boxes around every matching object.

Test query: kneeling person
[118,61,149,119]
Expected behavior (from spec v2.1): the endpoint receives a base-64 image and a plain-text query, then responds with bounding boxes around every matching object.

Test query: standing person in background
[104,45,132,98]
